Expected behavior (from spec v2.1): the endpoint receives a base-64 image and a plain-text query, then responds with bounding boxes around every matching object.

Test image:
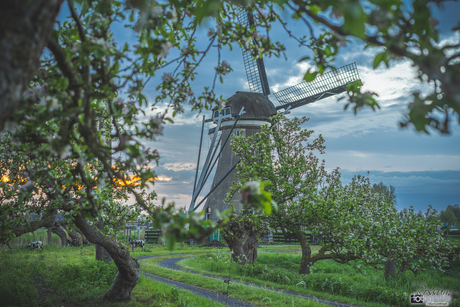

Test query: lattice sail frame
[236,9,270,96]
[274,62,361,110]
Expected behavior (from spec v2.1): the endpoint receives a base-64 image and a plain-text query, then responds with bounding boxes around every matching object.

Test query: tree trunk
[295,229,312,274]
[95,221,112,263]
[73,214,139,301]
[0,0,63,130]
[384,260,396,280]
[51,225,68,247]
[47,228,52,245]
[226,234,259,265]
[68,231,79,242]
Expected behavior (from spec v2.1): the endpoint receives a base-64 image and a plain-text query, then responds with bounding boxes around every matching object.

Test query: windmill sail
[274,62,361,110]
[237,9,270,96]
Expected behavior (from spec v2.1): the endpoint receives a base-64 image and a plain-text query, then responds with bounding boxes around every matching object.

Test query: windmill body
[203,92,276,222]
[188,10,362,219]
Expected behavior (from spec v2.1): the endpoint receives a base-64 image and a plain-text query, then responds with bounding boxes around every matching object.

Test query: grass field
[2,228,459,307]
[0,244,226,307]
[0,233,298,306]
[177,250,460,307]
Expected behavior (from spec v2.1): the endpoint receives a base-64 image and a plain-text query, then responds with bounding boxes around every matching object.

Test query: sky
[61,1,460,214]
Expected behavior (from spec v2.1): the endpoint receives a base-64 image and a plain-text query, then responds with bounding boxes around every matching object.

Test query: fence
[145,230,161,243]
[266,232,322,245]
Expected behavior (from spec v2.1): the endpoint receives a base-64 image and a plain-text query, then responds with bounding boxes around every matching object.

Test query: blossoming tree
[230,113,340,274]
[231,114,459,276]
[313,175,459,279]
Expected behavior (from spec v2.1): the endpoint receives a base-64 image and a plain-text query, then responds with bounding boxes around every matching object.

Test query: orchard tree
[315,176,459,279]
[231,115,459,277]
[445,204,460,221]
[0,128,227,300]
[230,113,340,274]
[220,181,274,264]
[440,208,458,225]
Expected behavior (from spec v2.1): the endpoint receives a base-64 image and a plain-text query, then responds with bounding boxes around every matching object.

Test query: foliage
[0,130,140,245]
[440,208,458,225]
[283,0,459,133]
[371,181,397,205]
[230,113,335,234]
[315,175,459,276]
[231,114,458,277]
[445,204,460,222]
[1,0,284,252]
[230,113,340,273]
[2,0,457,300]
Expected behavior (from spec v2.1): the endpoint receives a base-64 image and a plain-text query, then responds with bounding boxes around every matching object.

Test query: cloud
[155,175,172,181]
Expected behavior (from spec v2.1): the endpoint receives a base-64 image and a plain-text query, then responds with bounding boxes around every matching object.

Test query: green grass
[178,251,460,307]
[128,241,300,258]
[0,245,223,307]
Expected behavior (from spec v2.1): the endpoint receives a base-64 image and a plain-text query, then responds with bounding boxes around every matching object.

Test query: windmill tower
[189,10,362,222]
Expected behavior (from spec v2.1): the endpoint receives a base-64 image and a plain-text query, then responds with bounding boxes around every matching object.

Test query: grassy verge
[129,243,300,258]
[177,251,460,307]
[0,245,222,306]
[140,255,328,307]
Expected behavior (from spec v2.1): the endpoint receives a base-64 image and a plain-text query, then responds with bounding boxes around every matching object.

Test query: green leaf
[308,5,321,15]
[165,235,175,250]
[343,1,366,38]
[303,69,318,82]
[373,52,387,68]
[18,193,24,205]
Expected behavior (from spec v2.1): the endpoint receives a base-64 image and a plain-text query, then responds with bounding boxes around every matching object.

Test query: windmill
[188,10,362,221]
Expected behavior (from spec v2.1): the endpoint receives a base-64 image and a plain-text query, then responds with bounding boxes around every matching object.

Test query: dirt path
[136,252,360,307]
[136,254,255,306]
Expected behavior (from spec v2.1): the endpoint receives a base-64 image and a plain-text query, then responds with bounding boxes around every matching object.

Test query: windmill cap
[213,91,277,121]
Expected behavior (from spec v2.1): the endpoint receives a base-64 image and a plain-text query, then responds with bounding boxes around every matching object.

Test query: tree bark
[220,213,268,265]
[226,234,260,265]
[0,0,63,130]
[384,260,396,280]
[95,221,112,263]
[295,229,312,274]
[51,224,68,247]
[47,228,52,245]
[73,214,139,301]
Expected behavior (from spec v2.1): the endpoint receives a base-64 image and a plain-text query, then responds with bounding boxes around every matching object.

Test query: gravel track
[136,254,255,306]
[136,251,360,307]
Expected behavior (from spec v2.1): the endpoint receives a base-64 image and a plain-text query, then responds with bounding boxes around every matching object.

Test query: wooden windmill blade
[236,9,271,96]
[274,62,362,110]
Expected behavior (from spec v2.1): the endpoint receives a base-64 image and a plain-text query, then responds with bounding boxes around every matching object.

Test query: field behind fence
[3,229,61,249]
